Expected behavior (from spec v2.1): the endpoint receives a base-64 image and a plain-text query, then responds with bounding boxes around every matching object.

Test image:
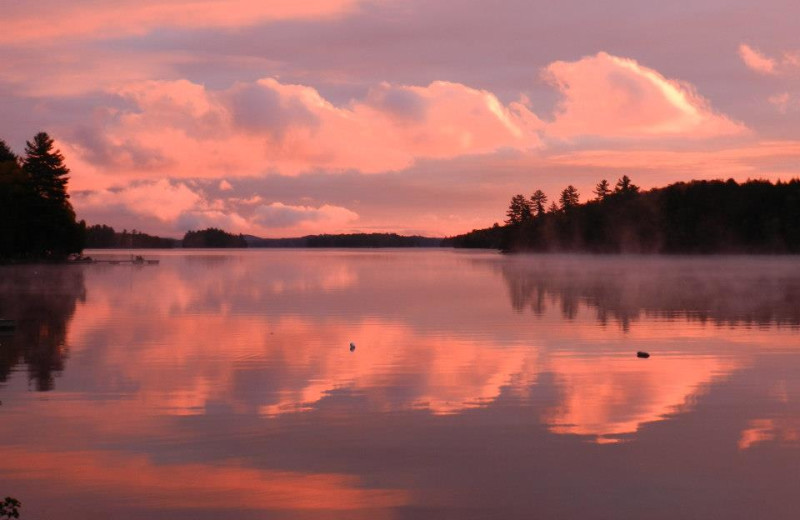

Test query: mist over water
[0,250,798,519]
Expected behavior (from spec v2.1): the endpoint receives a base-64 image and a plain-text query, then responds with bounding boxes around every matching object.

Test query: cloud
[544,52,746,139]
[1,0,363,44]
[75,179,203,222]
[72,179,360,236]
[768,92,795,113]
[253,203,359,230]
[739,44,778,75]
[62,77,544,180]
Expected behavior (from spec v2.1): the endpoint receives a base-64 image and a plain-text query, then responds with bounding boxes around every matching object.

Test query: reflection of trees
[0,266,86,390]
[499,257,800,328]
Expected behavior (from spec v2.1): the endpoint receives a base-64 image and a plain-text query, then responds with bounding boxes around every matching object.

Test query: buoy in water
[636,351,650,359]
[349,342,356,352]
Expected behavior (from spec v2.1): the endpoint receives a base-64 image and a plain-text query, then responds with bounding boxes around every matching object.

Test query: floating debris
[349,342,356,352]
[636,351,650,359]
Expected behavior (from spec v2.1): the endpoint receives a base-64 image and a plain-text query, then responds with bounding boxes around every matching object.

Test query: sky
[2,0,800,238]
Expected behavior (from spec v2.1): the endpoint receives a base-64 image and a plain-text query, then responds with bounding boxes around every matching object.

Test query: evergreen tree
[530,190,548,216]
[615,175,639,195]
[0,132,85,260]
[505,194,533,224]
[559,185,580,211]
[24,132,70,204]
[547,201,559,214]
[0,139,17,164]
[593,179,611,200]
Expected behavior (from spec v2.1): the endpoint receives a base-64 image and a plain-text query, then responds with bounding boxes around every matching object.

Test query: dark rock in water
[349,342,356,352]
[636,351,650,358]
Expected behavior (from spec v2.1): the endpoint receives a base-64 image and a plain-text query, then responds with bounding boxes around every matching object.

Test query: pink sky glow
[2,0,800,237]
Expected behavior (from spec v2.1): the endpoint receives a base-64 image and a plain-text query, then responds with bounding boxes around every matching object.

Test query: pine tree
[593,179,611,200]
[0,139,17,164]
[530,190,548,216]
[615,175,639,195]
[24,132,70,204]
[559,185,580,211]
[506,194,533,224]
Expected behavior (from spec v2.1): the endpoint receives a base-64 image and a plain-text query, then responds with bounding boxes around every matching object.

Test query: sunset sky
[3,0,800,237]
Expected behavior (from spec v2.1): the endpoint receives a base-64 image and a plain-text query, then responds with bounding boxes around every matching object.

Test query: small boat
[0,319,16,331]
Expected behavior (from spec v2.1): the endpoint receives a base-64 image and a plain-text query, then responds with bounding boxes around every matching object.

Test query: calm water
[1,250,799,519]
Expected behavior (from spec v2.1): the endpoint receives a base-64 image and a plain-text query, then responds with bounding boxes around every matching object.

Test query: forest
[444,176,800,253]
[0,134,85,261]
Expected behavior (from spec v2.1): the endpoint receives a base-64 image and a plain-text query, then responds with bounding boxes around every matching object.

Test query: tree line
[0,133,85,261]
[445,176,800,253]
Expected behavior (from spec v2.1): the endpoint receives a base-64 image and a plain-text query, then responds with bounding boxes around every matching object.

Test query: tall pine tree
[24,132,70,205]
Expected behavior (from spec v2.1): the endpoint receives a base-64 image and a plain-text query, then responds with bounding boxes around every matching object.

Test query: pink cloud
[2,0,362,44]
[75,180,203,222]
[738,43,800,76]
[544,52,746,139]
[253,202,359,232]
[62,77,544,181]
[72,179,360,236]
[738,44,778,75]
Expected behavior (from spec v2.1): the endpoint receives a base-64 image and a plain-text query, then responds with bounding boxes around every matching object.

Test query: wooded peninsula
[444,176,800,254]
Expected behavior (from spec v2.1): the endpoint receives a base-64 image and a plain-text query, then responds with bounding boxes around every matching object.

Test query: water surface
[1,250,798,519]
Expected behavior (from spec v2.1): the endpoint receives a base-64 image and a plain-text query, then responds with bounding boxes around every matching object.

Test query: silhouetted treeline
[183,228,248,248]
[0,265,85,390]
[0,134,85,261]
[447,177,800,253]
[245,233,442,248]
[85,224,178,248]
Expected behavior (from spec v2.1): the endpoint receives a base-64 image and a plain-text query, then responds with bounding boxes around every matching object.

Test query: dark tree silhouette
[448,177,800,254]
[530,190,548,216]
[615,175,639,195]
[559,185,580,211]
[0,140,17,164]
[183,228,248,248]
[24,132,70,204]
[505,194,533,224]
[594,179,611,200]
[0,133,85,261]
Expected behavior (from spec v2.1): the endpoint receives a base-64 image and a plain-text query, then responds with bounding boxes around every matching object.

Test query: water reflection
[0,265,85,390]
[498,255,800,328]
[0,251,798,519]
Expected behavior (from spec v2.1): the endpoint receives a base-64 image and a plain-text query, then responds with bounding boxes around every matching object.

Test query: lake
[1,250,798,519]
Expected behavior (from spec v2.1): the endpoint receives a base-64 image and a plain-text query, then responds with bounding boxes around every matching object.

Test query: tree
[0,133,85,260]
[615,175,639,195]
[593,179,611,200]
[559,185,580,211]
[530,190,548,216]
[0,140,17,164]
[0,497,21,519]
[505,194,533,225]
[547,201,560,214]
[23,132,70,204]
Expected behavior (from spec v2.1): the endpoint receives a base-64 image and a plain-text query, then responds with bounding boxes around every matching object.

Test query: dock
[70,255,159,265]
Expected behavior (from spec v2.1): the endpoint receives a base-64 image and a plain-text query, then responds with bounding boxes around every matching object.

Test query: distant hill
[245,233,443,248]
[86,225,178,248]
[183,228,247,248]
[86,226,443,249]
[446,178,800,254]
